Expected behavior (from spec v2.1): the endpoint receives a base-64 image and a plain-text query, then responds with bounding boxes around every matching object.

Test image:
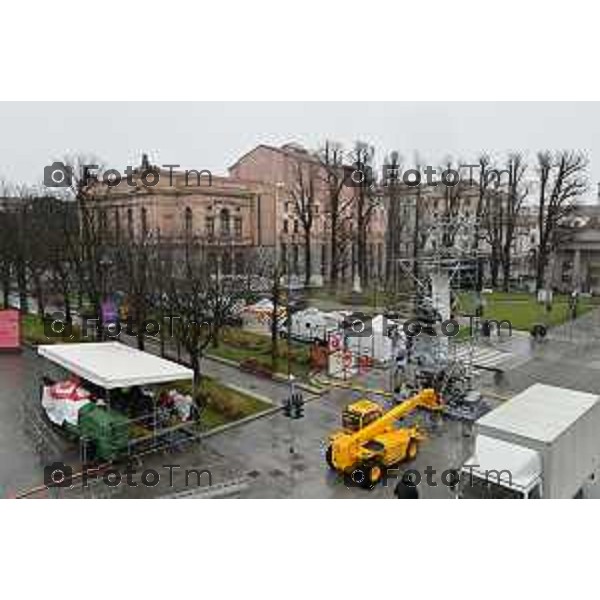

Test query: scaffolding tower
[390,211,487,412]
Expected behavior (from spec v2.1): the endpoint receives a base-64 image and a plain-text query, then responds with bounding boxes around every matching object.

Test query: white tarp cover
[37,342,194,390]
[241,299,286,335]
[290,308,342,341]
[41,380,92,427]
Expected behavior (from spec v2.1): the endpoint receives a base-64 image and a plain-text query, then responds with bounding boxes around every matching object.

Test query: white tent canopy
[37,342,194,390]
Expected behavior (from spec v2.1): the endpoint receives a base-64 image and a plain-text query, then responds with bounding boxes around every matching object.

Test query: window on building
[293,220,299,234]
[114,208,121,243]
[221,252,232,275]
[235,252,245,274]
[220,208,230,236]
[206,216,214,237]
[100,209,108,233]
[234,216,242,238]
[208,253,218,274]
[283,219,289,233]
[184,207,192,234]
[293,244,299,274]
[141,208,148,236]
[127,208,133,237]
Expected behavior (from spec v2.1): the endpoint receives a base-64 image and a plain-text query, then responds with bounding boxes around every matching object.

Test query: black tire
[531,323,547,339]
[325,446,335,470]
[349,463,383,490]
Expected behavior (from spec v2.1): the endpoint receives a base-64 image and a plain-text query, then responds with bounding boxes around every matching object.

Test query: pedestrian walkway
[453,343,528,372]
[546,308,600,342]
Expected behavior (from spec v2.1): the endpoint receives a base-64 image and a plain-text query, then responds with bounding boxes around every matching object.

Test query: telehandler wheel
[349,463,383,490]
[325,446,335,470]
[406,439,418,461]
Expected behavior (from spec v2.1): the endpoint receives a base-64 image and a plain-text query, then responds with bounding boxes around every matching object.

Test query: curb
[199,405,282,439]
[223,382,277,406]
[206,352,327,396]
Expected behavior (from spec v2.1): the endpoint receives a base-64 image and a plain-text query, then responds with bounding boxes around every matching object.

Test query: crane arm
[353,388,440,445]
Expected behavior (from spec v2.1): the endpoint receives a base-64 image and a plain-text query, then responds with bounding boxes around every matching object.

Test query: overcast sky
[1,102,599,200]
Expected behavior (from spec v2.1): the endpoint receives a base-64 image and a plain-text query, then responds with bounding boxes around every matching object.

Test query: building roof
[228,143,323,172]
[37,342,193,389]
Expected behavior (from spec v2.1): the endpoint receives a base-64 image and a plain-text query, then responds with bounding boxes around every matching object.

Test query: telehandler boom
[326,388,442,488]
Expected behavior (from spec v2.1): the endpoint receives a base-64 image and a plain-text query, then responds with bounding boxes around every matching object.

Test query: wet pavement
[2,308,600,499]
[0,348,76,496]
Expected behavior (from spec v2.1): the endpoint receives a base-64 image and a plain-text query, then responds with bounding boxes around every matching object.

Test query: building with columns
[550,204,600,294]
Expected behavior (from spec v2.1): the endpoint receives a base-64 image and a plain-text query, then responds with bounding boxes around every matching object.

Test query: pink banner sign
[0,309,21,351]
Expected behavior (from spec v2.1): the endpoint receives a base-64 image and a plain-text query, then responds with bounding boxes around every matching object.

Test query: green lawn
[165,376,272,429]
[208,327,312,380]
[456,291,595,331]
[21,314,82,345]
[306,286,391,309]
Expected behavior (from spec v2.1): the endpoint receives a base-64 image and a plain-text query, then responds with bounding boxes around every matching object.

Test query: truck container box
[474,384,600,498]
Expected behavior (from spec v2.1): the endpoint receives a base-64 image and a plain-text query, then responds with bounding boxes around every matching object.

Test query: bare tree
[162,235,214,396]
[0,182,18,308]
[383,151,403,287]
[500,153,528,290]
[440,159,463,250]
[288,158,318,287]
[480,157,511,289]
[318,141,354,287]
[61,155,113,339]
[535,150,588,291]
[349,141,378,287]
[116,208,152,350]
[471,154,493,292]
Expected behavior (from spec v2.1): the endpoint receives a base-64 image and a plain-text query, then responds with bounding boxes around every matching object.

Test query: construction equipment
[325,388,443,489]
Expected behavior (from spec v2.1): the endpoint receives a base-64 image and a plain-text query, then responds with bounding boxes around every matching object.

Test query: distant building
[90,156,277,277]
[551,204,600,293]
[230,143,387,287]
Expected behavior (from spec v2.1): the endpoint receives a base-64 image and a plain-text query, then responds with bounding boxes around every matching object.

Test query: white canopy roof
[37,342,194,390]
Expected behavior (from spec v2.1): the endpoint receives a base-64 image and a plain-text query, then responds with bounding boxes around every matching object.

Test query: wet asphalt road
[0,349,77,496]
[3,308,600,498]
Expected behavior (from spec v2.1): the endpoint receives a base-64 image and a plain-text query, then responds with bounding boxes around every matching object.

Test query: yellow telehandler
[325,388,442,488]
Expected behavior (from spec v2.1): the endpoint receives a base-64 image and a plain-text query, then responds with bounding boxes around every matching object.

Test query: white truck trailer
[458,383,600,499]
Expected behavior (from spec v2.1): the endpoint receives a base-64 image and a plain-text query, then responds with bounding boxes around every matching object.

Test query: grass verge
[21,314,82,345]
[456,291,595,331]
[208,327,312,380]
[165,376,272,430]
